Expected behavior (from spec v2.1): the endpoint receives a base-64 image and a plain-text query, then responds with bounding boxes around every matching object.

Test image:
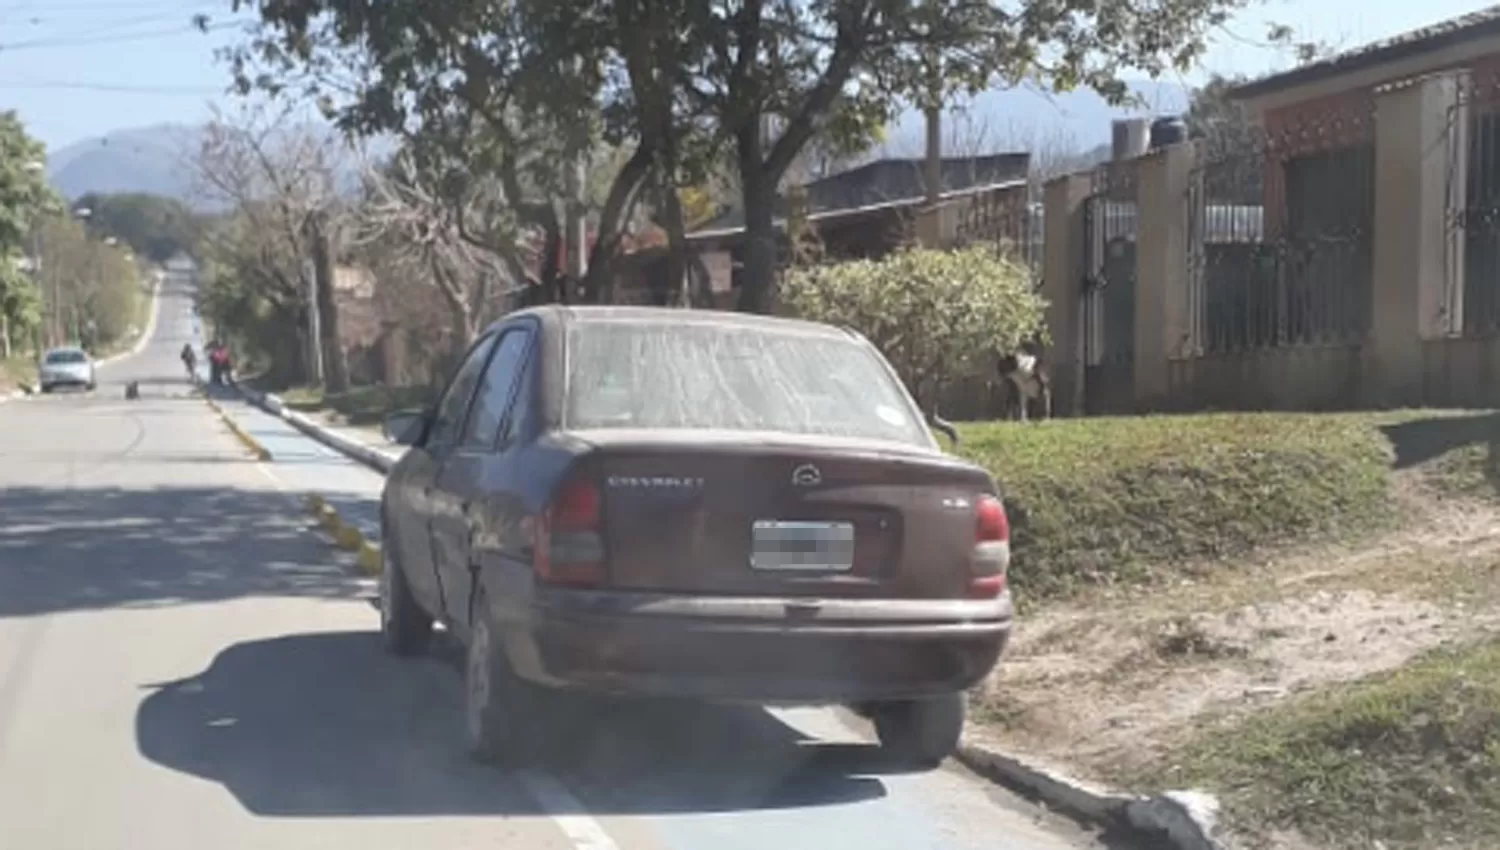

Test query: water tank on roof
[1111,119,1149,161]
[1150,115,1188,149]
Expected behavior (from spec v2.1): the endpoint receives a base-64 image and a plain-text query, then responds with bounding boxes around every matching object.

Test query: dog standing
[997,341,1051,422]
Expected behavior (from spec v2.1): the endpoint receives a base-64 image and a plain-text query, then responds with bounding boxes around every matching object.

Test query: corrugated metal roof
[691,153,1030,236]
[1232,6,1500,101]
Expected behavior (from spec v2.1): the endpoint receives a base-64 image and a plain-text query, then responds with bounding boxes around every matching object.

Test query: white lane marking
[517,770,622,850]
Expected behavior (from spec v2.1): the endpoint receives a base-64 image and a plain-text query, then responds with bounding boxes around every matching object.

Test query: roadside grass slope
[958,408,1500,850]
[0,356,31,393]
[278,384,433,426]
[1149,637,1500,850]
[956,413,1407,603]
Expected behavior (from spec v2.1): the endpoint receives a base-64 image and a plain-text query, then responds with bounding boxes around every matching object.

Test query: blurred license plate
[750,520,855,571]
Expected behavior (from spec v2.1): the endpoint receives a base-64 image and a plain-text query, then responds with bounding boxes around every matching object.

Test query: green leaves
[0,111,57,253]
[0,112,60,341]
[782,245,1046,407]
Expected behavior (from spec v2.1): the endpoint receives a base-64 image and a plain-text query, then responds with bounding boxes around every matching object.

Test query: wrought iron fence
[952,185,1042,285]
[1083,162,1138,369]
[1458,84,1500,335]
[1187,108,1376,354]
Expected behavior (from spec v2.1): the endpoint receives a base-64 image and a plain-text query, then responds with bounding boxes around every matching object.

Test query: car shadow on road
[136,630,891,818]
[0,486,366,617]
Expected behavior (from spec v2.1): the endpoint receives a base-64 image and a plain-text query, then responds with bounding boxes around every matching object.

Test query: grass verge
[1141,637,1500,849]
[92,279,158,360]
[0,355,33,392]
[279,383,434,426]
[956,412,1408,603]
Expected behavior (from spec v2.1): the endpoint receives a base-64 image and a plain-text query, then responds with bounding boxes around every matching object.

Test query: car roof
[487,304,859,340]
[44,346,88,356]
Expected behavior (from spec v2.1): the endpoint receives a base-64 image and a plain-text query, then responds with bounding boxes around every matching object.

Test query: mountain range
[45,80,1193,205]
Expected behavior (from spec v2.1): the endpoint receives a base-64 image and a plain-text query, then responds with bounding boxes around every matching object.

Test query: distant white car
[39,346,97,393]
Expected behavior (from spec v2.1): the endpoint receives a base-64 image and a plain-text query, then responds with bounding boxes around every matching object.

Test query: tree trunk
[582,145,654,304]
[0,313,10,360]
[309,212,350,393]
[737,174,778,314]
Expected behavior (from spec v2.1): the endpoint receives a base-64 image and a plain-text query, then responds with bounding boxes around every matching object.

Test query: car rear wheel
[872,692,966,769]
[464,612,548,763]
[379,542,432,655]
[39,384,52,394]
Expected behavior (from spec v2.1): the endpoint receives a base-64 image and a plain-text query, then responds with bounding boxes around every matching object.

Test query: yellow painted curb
[316,503,342,531]
[205,397,273,461]
[356,540,383,575]
[335,523,364,551]
[305,491,384,576]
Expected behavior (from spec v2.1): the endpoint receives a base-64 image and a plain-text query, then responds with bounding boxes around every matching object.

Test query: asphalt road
[0,278,1121,850]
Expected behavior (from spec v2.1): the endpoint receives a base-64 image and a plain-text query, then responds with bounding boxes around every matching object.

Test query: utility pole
[305,253,323,385]
[564,154,586,281]
[310,209,349,392]
[563,56,589,296]
[918,0,944,249]
[922,0,942,209]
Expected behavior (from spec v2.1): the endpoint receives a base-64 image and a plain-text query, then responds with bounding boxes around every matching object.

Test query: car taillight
[969,494,1010,598]
[533,478,607,587]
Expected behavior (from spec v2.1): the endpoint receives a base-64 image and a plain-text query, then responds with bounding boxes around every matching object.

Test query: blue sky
[0,0,1491,152]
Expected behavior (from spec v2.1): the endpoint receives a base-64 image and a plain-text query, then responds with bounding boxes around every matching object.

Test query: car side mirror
[383,409,429,447]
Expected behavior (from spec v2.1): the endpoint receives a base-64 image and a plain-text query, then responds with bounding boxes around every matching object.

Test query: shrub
[782,246,1045,410]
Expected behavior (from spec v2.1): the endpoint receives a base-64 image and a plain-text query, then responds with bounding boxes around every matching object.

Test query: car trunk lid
[574,430,995,598]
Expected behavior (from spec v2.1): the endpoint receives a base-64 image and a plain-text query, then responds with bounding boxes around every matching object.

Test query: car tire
[40,384,52,394]
[464,608,547,764]
[872,692,966,769]
[379,539,433,655]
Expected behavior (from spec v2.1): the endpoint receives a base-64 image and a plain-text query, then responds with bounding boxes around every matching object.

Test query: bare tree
[189,102,352,389]
[353,151,525,357]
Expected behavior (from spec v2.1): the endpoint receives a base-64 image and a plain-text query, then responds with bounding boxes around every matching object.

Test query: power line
[1,0,213,13]
[0,79,224,95]
[0,19,245,52]
[12,11,212,42]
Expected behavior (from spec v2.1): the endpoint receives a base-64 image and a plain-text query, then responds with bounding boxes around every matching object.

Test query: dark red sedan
[378,305,1013,767]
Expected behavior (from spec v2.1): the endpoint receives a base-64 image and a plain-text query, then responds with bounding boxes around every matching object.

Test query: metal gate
[1081,165,1137,414]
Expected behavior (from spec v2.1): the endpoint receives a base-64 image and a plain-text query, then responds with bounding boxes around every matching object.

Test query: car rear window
[45,350,87,365]
[564,320,931,446]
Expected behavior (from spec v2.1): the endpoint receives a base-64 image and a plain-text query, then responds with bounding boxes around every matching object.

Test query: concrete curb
[236,385,400,475]
[303,494,383,577]
[205,397,273,461]
[955,744,1224,850]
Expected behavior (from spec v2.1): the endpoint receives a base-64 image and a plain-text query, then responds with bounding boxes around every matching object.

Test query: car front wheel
[872,693,966,769]
[379,540,432,655]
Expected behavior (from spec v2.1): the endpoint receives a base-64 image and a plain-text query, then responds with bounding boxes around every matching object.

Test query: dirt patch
[970,482,1500,787]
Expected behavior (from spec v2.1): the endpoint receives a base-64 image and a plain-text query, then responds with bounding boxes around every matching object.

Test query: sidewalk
[205,384,386,542]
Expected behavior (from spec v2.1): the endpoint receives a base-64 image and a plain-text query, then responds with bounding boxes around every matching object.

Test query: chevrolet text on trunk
[378,305,1013,767]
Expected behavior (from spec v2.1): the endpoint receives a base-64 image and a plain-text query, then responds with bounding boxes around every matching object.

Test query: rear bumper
[40,373,93,388]
[498,589,1012,704]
